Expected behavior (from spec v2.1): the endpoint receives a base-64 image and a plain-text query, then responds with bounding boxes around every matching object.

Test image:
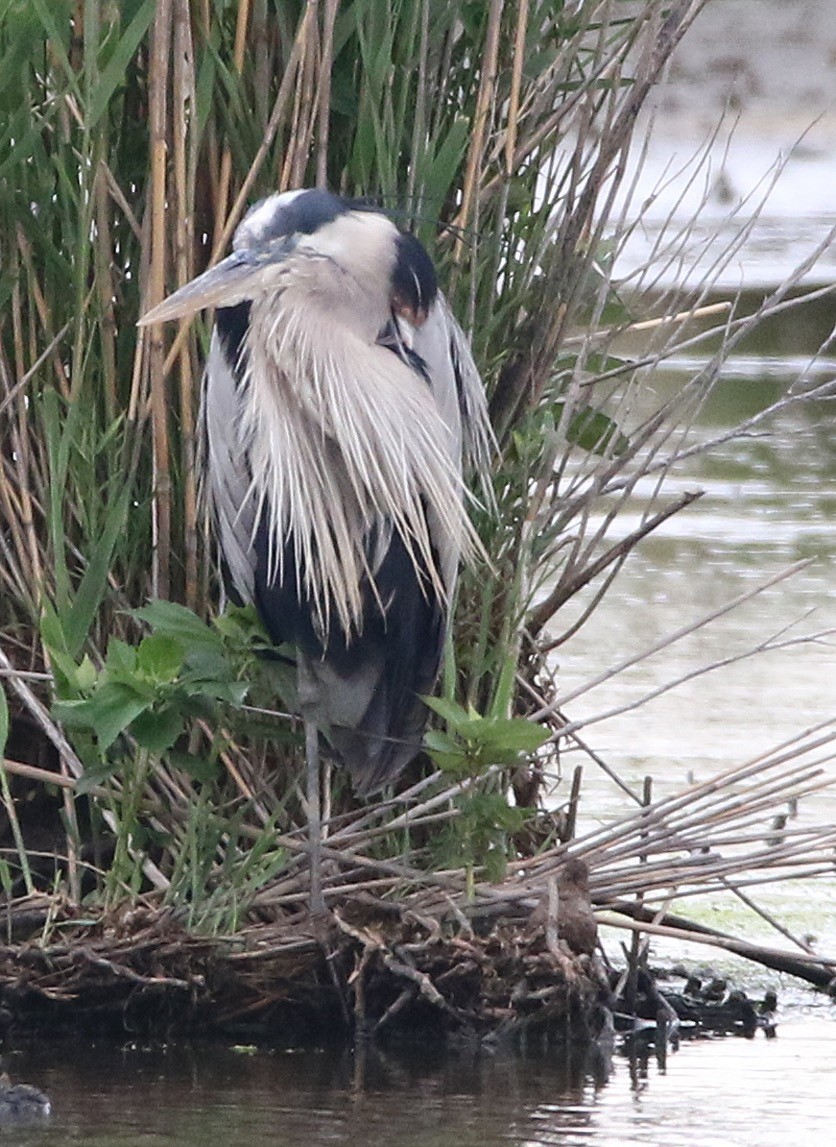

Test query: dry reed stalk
[503,0,529,180]
[559,725,836,858]
[157,1,315,384]
[525,2,702,407]
[722,879,818,955]
[315,0,339,187]
[453,0,504,261]
[146,0,175,599]
[1,756,100,794]
[222,727,836,929]
[589,845,836,904]
[488,743,836,894]
[587,764,825,858]
[14,227,70,399]
[569,301,734,352]
[571,792,827,891]
[212,6,314,260]
[293,1,322,189]
[0,764,33,895]
[93,167,118,421]
[213,0,253,254]
[405,0,429,209]
[652,867,836,902]
[531,489,704,637]
[0,354,38,611]
[595,912,836,969]
[172,0,200,608]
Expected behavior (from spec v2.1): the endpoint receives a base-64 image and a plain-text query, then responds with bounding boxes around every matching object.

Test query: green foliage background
[0,0,705,917]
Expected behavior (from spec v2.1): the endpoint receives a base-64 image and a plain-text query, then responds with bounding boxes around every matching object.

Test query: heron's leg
[304,717,326,916]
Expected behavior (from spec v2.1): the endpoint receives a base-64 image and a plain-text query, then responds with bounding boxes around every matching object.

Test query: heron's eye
[391,232,437,326]
[391,294,429,328]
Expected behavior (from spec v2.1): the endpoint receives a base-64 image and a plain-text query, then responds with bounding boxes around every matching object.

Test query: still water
[561,344,836,804]
[558,319,836,949]
[1,1007,833,1147]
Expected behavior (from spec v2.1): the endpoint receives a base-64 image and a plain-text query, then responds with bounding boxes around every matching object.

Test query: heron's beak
[138,236,297,326]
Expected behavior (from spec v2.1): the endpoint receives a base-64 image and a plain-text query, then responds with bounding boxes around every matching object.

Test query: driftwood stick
[373,986,417,1035]
[545,876,559,955]
[508,730,836,878]
[598,907,836,990]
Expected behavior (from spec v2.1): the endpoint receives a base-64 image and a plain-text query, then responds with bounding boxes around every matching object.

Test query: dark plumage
[140,189,493,909]
[142,188,492,796]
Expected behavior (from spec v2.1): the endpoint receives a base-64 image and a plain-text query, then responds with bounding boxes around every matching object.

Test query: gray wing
[413,292,496,507]
[200,330,257,602]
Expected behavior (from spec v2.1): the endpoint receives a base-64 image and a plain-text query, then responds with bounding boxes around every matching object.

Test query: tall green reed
[1,1,730,914]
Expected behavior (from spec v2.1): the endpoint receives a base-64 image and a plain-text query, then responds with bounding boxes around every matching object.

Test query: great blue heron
[140,188,493,911]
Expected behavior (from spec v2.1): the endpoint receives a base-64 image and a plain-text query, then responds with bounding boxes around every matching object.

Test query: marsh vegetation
[1,0,835,1036]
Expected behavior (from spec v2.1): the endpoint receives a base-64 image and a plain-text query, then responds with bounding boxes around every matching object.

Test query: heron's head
[139,189,438,334]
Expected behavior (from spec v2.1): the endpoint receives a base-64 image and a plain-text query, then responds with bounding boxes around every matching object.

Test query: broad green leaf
[130,707,184,754]
[478,717,550,754]
[449,716,491,739]
[62,483,131,658]
[42,643,83,695]
[136,634,184,684]
[133,600,224,650]
[553,402,629,457]
[107,638,138,677]
[75,654,98,693]
[213,604,271,645]
[55,682,150,750]
[424,116,469,207]
[181,679,250,706]
[428,754,469,777]
[423,729,462,756]
[423,695,471,728]
[423,730,468,774]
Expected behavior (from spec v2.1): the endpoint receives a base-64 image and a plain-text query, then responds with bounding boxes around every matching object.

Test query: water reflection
[4,1039,608,1147]
[5,1016,836,1147]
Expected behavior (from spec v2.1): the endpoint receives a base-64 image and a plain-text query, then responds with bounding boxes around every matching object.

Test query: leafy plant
[424,697,549,781]
[434,791,528,891]
[48,601,292,783]
[40,599,296,907]
[423,696,548,892]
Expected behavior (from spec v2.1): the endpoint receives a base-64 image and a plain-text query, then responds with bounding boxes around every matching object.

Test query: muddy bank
[0,891,604,1046]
